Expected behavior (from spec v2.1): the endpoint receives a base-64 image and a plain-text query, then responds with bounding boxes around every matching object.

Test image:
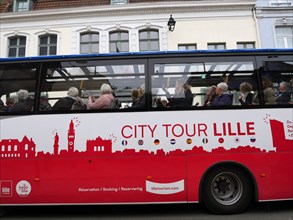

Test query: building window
[269,0,292,6]
[207,43,226,50]
[109,31,129,53]
[275,26,293,48]
[111,0,128,4]
[39,34,57,56]
[80,32,99,54]
[237,42,255,49]
[139,29,159,52]
[178,44,197,51]
[8,36,26,57]
[13,0,31,12]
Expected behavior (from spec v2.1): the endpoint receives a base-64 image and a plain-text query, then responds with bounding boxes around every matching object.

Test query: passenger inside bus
[238,82,253,106]
[183,82,193,107]
[162,78,193,108]
[132,83,145,108]
[275,81,291,105]
[262,77,276,105]
[131,89,140,107]
[88,83,115,109]
[12,89,33,112]
[252,77,276,105]
[204,85,217,106]
[154,97,168,109]
[52,87,80,111]
[5,98,14,112]
[210,82,232,106]
[39,97,52,111]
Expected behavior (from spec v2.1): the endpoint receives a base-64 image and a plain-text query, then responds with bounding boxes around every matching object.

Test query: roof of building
[0,0,195,13]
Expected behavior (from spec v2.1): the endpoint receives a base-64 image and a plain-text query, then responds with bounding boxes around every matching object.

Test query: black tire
[201,165,253,214]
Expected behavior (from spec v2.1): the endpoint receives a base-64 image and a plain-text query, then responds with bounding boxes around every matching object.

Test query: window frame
[38,34,58,56]
[80,32,100,54]
[111,0,128,4]
[139,29,160,52]
[0,62,40,114]
[268,0,292,6]
[13,0,31,12]
[38,58,148,112]
[236,42,255,49]
[109,30,129,53]
[178,44,197,51]
[275,26,293,48]
[8,36,26,58]
[149,55,260,110]
[207,43,226,50]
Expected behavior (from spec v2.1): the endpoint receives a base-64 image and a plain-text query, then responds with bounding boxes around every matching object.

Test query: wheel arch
[198,161,258,204]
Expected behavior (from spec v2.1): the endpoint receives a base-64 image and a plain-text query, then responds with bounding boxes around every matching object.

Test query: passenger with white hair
[88,83,114,109]
[275,81,291,105]
[211,82,232,106]
[12,89,33,111]
[52,87,80,110]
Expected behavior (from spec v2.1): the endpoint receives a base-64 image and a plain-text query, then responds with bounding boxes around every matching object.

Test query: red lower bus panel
[0,156,187,204]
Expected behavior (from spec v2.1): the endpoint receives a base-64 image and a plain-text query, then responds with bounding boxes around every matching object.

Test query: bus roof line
[1,48,292,62]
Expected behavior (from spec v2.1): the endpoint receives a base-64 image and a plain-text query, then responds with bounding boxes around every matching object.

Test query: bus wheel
[201,166,253,214]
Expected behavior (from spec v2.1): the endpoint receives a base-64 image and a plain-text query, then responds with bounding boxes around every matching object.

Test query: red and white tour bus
[0,49,292,214]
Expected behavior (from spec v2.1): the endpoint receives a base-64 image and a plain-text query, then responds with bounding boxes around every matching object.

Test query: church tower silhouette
[68,120,75,154]
[53,132,59,155]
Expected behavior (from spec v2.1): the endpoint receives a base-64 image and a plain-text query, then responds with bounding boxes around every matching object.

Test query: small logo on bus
[16,180,31,197]
[0,181,12,197]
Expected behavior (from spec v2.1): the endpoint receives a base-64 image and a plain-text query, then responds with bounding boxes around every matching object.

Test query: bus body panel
[0,108,292,205]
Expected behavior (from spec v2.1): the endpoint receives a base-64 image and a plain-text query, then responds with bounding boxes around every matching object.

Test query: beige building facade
[0,0,258,58]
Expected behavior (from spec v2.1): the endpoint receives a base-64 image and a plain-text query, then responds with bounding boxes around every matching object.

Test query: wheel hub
[215,177,231,194]
[211,172,243,206]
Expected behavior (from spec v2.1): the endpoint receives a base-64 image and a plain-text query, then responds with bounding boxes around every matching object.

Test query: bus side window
[41,62,146,111]
[0,63,37,114]
[258,61,293,106]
